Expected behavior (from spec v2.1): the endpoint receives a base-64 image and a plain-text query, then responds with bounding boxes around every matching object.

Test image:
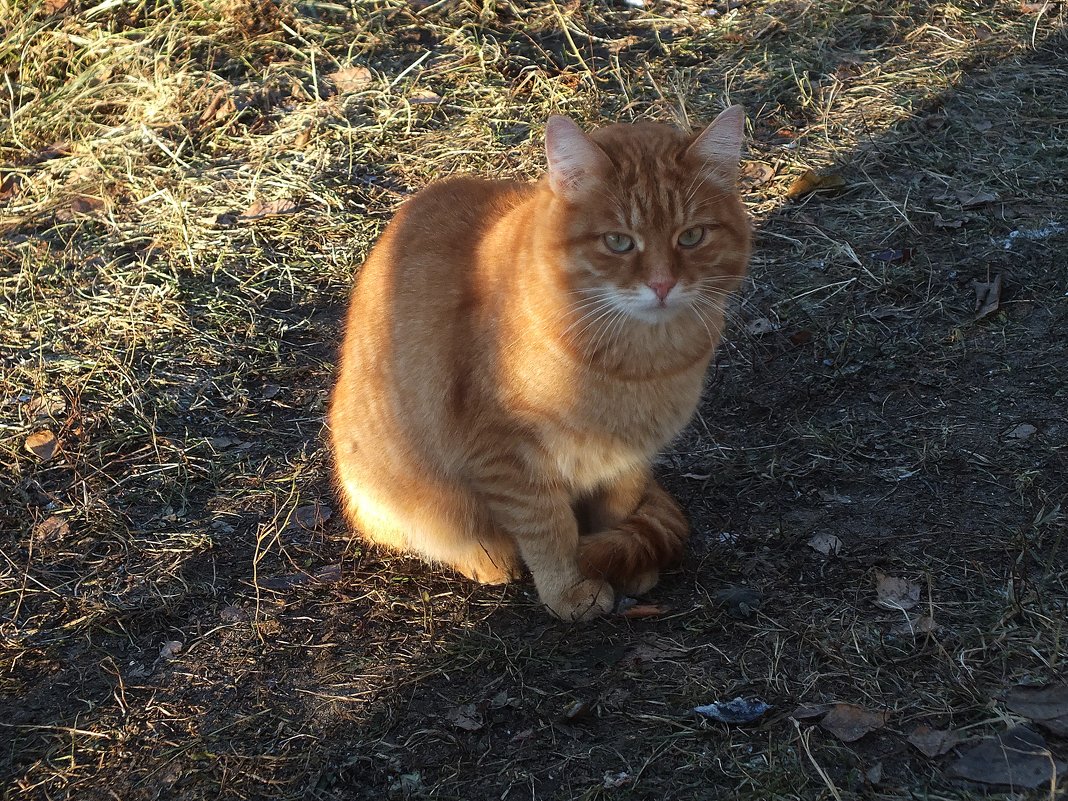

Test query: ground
[2,1,1067,799]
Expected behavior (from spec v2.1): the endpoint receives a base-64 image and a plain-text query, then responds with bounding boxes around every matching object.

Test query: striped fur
[329,110,751,620]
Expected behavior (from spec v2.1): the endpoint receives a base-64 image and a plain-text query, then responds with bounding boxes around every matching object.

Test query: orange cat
[329,108,751,620]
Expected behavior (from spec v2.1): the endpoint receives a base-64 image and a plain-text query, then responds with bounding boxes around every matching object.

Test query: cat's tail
[577,481,689,595]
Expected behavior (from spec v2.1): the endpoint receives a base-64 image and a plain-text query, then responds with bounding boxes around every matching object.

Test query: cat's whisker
[689,305,715,344]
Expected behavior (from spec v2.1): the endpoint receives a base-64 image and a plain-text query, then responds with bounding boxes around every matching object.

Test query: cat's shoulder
[402,175,533,218]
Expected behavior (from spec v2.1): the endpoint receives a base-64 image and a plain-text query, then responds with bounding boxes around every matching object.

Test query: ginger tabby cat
[329,107,751,620]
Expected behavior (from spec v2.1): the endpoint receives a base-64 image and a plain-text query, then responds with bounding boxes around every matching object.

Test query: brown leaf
[908,725,962,757]
[293,128,312,149]
[408,89,443,105]
[159,640,183,659]
[56,195,104,221]
[1004,684,1068,737]
[819,703,888,742]
[330,66,372,93]
[874,572,921,611]
[620,603,670,619]
[790,703,831,720]
[198,89,237,126]
[973,273,1002,319]
[933,213,964,229]
[807,533,843,556]
[562,699,593,721]
[948,726,1066,788]
[238,198,299,219]
[43,0,71,13]
[786,170,846,199]
[34,515,70,543]
[25,430,58,461]
[957,189,998,208]
[0,173,21,202]
[445,703,485,731]
[291,504,333,531]
[740,161,775,186]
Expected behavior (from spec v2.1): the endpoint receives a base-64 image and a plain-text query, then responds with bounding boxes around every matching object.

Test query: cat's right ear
[545,116,610,200]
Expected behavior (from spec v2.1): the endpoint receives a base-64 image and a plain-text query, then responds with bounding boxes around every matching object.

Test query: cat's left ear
[685,105,746,185]
[545,115,611,200]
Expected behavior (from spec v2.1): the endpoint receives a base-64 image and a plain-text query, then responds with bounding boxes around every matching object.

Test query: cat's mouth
[612,287,693,324]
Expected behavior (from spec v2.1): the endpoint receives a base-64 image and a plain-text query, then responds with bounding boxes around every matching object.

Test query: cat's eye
[677,226,705,248]
[603,232,635,253]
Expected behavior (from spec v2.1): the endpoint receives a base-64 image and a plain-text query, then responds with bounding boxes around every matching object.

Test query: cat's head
[541,109,750,325]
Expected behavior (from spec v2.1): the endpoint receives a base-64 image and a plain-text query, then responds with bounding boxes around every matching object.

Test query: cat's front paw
[541,577,615,621]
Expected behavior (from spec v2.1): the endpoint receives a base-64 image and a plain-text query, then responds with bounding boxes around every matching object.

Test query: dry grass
[2,0,1067,799]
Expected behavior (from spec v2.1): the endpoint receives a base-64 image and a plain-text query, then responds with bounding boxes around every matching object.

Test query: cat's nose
[647,279,677,302]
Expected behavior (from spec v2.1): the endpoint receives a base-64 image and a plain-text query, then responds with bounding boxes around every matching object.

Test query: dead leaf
[489,690,513,709]
[1006,423,1036,441]
[957,189,998,208]
[948,726,1066,788]
[745,317,779,336]
[219,605,247,623]
[693,697,771,724]
[740,161,775,186]
[1020,1,1050,13]
[330,66,372,93]
[790,703,831,720]
[874,572,920,611]
[198,89,237,126]
[713,586,762,619]
[159,640,183,659]
[786,170,846,199]
[807,533,843,556]
[291,504,333,531]
[972,273,1002,319]
[865,762,883,785]
[933,213,964,229]
[293,129,312,149]
[1004,684,1068,737]
[819,703,888,743]
[210,435,242,449]
[25,430,58,461]
[43,0,71,13]
[908,725,962,757]
[870,248,915,264]
[445,703,485,731]
[0,173,21,202]
[34,515,70,543]
[238,198,299,220]
[620,603,670,619]
[603,771,632,789]
[56,195,104,221]
[408,89,442,105]
[971,119,993,132]
[563,699,593,721]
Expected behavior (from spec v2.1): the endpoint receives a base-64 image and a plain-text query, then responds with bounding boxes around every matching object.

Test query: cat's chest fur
[509,342,707,491]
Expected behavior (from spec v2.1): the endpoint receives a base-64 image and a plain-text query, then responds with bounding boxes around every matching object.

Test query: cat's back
[368,176,532,276]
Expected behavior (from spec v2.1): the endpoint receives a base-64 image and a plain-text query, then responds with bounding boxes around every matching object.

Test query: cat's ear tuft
[545,115,610,200]
[686,105,746,185]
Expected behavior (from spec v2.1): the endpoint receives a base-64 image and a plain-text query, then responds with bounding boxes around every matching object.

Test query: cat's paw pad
[543,578,615,621]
